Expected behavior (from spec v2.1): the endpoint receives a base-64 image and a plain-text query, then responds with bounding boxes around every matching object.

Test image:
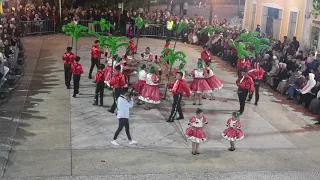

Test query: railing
[20,19,56,36]
[77,20,112,35]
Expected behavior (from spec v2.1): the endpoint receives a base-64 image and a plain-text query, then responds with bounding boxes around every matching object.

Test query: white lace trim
[221,133,244,142]
[186,136,207,143]
[138,96,161,104]
[192,90,212,94]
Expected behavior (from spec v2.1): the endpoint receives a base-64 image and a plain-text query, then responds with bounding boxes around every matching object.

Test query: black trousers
[73,74,81,95]
[113,118,132,140]
[248,80,260,103]
[183,9,187,15]
[64,64,72,87]
[94,82,105,105]
[298,93,316,109]
[89,57,100,76]
[110,88,123,112]
[238,89,249,113]
[168,93,183,122]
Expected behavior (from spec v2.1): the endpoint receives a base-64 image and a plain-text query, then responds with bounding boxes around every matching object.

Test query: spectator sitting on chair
[272,63,289,90]
[297,73,316,108]
[286,71,303,100]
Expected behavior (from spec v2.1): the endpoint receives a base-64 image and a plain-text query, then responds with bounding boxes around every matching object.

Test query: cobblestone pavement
[1,35,320,178]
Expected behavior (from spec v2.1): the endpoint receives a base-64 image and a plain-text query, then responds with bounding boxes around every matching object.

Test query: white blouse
[138,70,147,81]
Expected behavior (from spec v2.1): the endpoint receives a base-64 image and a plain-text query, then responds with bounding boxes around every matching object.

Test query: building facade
[243,0,307,47]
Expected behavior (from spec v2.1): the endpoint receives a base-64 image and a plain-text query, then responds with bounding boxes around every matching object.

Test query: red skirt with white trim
[190,78,212,93]
[206,75,223,90]
[133,80,146,94]
[138,84,161,104]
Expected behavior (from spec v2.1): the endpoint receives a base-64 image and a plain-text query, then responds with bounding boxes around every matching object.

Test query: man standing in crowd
[291,36,300,52]
[89,40,103,79]
[62,47,76,89]
[167,72,191,122]
[236,70,254,115]
[108,65,127,114]
[183,1,188,15]
[71,56,83,98]
[247,62,264,106]
[93,64,105,106]
[111,88,137,146]
[166,17,174,40]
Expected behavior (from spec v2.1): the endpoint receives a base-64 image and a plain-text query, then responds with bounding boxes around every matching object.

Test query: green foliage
[245,37,272,53]
[149,65,155,74]
[102,36,129,56]
[179,62,186,71]
[93,18,115,32]
[62,23,76,36]
[312,9,320,15]
[175,21,189,33]
[199,25,224,36]
[235,32,259,42]
[161,48,187,66]
[229,42,253,59]
[131,17,152,29]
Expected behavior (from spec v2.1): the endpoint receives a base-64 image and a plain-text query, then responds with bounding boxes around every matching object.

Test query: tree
[200,25,224,36]
[161,48,187,99]
[62,23,76,47]
[131,17,152,52]
[173,21,189,51]
[93,18,115,34]
[63,24,89,55]
[229,42,253,59]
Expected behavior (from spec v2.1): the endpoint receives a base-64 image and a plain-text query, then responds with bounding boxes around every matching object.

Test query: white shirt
[194,69,204,78]
[138,70,147,81]
[117,96,133,119]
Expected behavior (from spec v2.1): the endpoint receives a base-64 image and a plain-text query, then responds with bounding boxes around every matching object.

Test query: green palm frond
[62,23,76,34]
[174,51,186,58]
[161,48,173,55]
[200,25,224,36]
[93,18,115,32]
[163,50,187,66]
[176,21,188,33]
[230,42,253,59]
[131,17,151,29]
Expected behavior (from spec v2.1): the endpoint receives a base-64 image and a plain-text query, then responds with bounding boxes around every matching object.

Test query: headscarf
[148,65,155,74]
[138,64,146,72]
[196,108,203,115]
[179,63,185,71]
[232,112,240,120]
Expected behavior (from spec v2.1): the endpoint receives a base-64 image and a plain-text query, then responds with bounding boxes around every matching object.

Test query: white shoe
[111,140,120,146]
[129,140,137,145]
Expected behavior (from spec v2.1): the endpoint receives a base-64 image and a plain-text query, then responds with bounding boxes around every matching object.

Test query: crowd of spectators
[7,1,320,121]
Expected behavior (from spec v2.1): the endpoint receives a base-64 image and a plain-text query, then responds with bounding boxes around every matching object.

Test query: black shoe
[239,112,243,115]
[88,75,92,79]
[99,104,103,107]
[176,117,184,120]
[108,109,114,114]
[246,99,251,102]
[72,94,76,98]
[287,97,293,100]
[228,148,235,151]
[254,102,258,106]
[315,122,320,125]
[93,102,98,106]
[166,120,173,123]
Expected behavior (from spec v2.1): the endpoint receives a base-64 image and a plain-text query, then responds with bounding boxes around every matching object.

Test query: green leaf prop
[93,18,115,32]
[62,23,76,35]
[235,32,259,42]
[73,25,89,42]
[89,31,111,50]
[101,36,129,56]
[175,21,189,33]
[161,48,187,66]
[200,25,224,36]
[245,37,272,53]
[230,42,253,59]
[131,17,152,29]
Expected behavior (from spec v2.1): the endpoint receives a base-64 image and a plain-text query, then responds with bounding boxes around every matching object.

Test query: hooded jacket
[301,73,316,94]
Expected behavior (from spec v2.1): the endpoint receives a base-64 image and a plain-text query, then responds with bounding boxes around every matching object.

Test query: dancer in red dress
[185,108,208,155]
[200,45,211,65]
[190,61,212,105]
[127,38,136,59]
[139,65,161,110]
[222,112,244,151]
[133,64,147,105]
[103,52,113,85]
[141,47,156,62]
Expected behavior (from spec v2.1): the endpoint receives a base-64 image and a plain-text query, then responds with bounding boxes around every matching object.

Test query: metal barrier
[20,19,56,35]
[78,20,112,35]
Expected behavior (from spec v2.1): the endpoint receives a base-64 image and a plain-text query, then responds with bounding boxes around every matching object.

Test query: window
[288,11,298,41]
[250,4,257,31]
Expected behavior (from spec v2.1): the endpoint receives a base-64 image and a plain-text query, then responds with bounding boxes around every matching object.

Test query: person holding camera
[111,88,137,146]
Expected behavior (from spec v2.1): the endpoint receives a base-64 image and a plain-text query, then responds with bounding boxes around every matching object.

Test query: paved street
[0,35,320,179]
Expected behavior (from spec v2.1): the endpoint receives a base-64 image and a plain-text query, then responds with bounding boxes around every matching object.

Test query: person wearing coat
[308,90,320,115]
[266,57,279,86]
[272,63,289,90]
[297,73,317,108]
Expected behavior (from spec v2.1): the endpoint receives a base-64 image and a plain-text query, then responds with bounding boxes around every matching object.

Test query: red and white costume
[248,66,264,81]
[190,69,212,93]
[222,118,244,141]
[133,69,147,95]
[141,52,155,61]
[138,73,161,104]
[103,57,113,84]
[205,67,223,91]
[185,116,208,143]
[201,50,211,63]
[237,58,251,70]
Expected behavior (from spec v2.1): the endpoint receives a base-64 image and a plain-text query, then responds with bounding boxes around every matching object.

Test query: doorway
[288,11,298,41]
[261,6,283,40]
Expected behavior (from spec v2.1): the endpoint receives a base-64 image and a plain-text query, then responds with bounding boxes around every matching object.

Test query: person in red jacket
[93,64,106,106]
[62,47,76,89]
[108,65,127,113]
[237,57,251,76]
[236,70,254,115]
[201,45,211,65]
[89,40,103,79]
[247,62,264,105]
[167,71,191,122]
[71,56,84,98]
